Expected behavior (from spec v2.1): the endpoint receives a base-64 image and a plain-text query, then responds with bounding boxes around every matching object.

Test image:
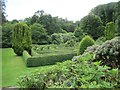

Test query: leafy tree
[31,15,39,25]
[2,22,14,48]
[11,19,19,24]
[39,14,62,35]
[1,0,7,24]
[31,23,49,45]
[90,2,119,25]
[12,23,32,56]
[79,14,104,39]
[105,22,116,40]
[74,27,85,41]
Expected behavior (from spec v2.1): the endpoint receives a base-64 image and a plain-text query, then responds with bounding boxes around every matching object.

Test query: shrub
[12,23,32,56]
[77,35,95,55]
[51,33,76,44]
[96,36,106,45]
[26,53,76,67]
[105,22,116,40]
[84,44,99,54]
[74,27,85,42]
[95,36,120,68]
[51,33,63,44]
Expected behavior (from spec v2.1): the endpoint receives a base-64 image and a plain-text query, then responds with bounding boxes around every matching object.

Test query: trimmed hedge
[26,53,76,67]
[22,50,31,63]
[31,49,40,56]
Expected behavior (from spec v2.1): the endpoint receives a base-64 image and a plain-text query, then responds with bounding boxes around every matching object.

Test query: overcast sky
[6,0,118,21]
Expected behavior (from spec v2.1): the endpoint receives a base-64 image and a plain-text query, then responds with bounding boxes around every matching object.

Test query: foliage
[1,0,7,24]
[79,14,104,39]
[31,23,50,45]
[61,33,76,43]
[12,23,32,56]
[18,53,119,88]
[74,27,85,42]
[84,45,100,54]
[78,35,95,55]
[2,22,14,48]
[51,33,63,44]
[51,33,76,45]
[105,22,116,40]
[95,37,120,68]
[26,53,76,67]
[65,39,76,47]
[96,36,106,45]
[25,44,76,67]
[90,2,119,25]
[115,15,120,36]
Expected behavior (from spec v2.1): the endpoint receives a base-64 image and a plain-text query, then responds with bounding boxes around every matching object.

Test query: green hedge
[31,49,40,56]
[26,53,76,67]
[22,50,31,63]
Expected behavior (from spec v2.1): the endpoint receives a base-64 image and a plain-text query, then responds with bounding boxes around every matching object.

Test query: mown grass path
[1,48,50,87]
[2,48,26,87]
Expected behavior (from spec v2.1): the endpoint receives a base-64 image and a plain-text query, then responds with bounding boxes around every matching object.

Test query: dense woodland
[1,1,120,89]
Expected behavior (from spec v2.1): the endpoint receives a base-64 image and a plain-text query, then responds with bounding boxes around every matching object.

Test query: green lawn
[1,48,51,87]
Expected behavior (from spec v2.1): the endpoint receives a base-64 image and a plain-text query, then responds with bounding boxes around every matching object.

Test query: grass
[1,48,52,87]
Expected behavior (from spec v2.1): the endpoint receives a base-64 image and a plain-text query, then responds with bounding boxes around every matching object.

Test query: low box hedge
[31,49,40,56]
[22,50,31,63]
[26,53,76,67]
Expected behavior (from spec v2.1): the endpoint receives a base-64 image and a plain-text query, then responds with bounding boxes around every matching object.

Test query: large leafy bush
[77,35,95,55]
[95,37,120,68]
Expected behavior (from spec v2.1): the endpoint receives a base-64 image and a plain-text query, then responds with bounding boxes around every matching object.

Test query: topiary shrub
[77,35,95,55]
[95,36,120,68]
[12,23,32,56]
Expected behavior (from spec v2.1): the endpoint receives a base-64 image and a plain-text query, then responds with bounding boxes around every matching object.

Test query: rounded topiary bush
[95,36,120,68]
[77,35,95,55]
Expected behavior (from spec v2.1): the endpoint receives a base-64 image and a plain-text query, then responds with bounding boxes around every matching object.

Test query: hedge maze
[23,44,77,67]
